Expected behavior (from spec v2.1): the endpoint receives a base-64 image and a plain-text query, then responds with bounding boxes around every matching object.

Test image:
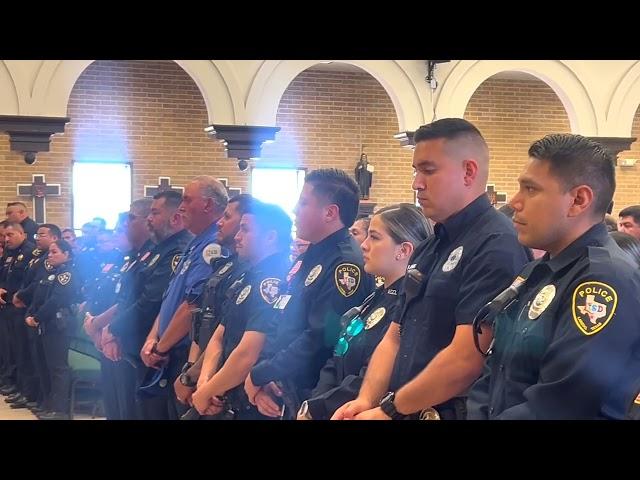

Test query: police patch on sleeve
[44,259,53,271]
[335,263,361,297]
[202,243,222,265]
[171,254,182,273]
[57,272,71,285]
[572,281,617,335]
[259,278,281,304]
[236,285,252,305]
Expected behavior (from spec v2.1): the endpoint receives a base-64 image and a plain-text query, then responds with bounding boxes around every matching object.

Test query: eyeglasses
[334,316,365,356]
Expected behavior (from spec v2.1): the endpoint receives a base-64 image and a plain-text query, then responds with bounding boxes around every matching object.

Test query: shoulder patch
[335,263,361,297]
[171,254,182,273]
[260,278,281,304]
[305,264,323,286]
[202,243,222,265]
[57,272,71,286]
[44,259,53,271]
[572,281,617,335]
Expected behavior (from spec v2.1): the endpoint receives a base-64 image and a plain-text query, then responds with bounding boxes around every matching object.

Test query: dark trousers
[11,308,39,401]
[114,359,141,419]
[0,306,17,386]
[100,355,121,420]
[41,329,71,413]
[27,326,50,408]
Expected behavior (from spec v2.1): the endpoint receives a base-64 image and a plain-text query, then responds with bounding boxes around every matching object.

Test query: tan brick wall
[615,106,640,215]
[261,69,415,208]
[464,77,572,203]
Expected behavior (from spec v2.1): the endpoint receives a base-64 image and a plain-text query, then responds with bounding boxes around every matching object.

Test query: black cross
[486,184,508,207]
[144,177,184,198]
[218,178,242,198]
[16,174,61,223]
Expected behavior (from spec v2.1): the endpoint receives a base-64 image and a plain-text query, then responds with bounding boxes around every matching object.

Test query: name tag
[274,295,292,310]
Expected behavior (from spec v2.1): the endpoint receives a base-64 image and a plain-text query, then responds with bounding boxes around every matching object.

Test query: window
[251,167,306,222]
[72,162,132,230]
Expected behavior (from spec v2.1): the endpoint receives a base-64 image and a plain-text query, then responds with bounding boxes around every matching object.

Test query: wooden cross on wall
[218,178,242,198]
[486,184,508,207]
[144,177,185,198]
[16,174,61,224]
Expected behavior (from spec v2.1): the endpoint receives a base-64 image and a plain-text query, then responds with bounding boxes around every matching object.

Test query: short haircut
[305,168,360,228]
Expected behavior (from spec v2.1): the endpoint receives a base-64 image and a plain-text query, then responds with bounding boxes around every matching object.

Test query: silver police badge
[442,246,463,272]
[365,307,386,330]
[57,272,71,285]
[305,265,323,286]
[236,285,252,305]
[528,284,556,320]
[260,278,281,304]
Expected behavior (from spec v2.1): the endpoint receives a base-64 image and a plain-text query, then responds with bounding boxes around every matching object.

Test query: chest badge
[305,264,323,286]
[236,285,252,305]
[528,284,556,320]
[365,307,386,330]
[442,246,463,272]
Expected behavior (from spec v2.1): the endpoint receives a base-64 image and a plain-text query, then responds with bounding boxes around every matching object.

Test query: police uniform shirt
[110,231,192,356]
[157,223,219,349]
[20,217,39,242]
[85,250,128,316]
[194,254,248,350]
[307,279,403,420]
[250,227,375,393]
[390,194,530,392]
[2,240,36,300]
[218,252,290,402]
[16,247,55,306]
[26,262,79,328]
[467,223,640,420]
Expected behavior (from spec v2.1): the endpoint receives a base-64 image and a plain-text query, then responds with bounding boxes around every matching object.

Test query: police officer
[13,224,61,413]
[300,204,432,420]
[5,202,38,242]
[191,201,292,419]
[0,223,37,407]
[23,239,80,419]
[332,119,530,421]
[174,194,254,408]
[140,176,228,420]
[466,134,640,420]
[245,168,374,419]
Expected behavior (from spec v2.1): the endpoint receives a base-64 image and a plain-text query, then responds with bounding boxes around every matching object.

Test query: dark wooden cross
[144,177,184,198]
[16,174,61,223]
[218,178,242,198]
[485,184,508,207]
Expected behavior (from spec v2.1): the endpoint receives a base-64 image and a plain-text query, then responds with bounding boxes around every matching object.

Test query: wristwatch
[151,342,169,357]
[297,400,313,420]
[179,371,197,388]
[379,391,408,420]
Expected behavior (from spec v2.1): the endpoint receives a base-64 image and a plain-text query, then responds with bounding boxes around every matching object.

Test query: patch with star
[335,263,361,297]
[572,281,617,335]
[57,272,71,285]
[260,278,281,304]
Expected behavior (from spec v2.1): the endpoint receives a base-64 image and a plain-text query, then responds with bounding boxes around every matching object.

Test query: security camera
[24,152,37,165]
[237,159,249,171]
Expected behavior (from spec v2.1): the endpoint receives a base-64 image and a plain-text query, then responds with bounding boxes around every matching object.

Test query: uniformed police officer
[5,202,38,242]
[300,204,432,420]
[0,223,37,407]
[140,176,228,420]
[332,118,531,421]
[174,194,254,408]
[245,168,375,419]
[23,239,80,419]
[13,224,61,413]
[191,201,292,419]
[467,134,640,420]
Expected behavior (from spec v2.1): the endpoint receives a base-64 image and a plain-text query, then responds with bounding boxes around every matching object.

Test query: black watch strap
[380,392,407,420]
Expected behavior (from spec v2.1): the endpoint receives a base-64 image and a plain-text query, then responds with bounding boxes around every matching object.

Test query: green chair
[68,348,102,419]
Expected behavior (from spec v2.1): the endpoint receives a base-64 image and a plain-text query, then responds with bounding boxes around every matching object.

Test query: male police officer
[332,118,530,420]
[6,202,38,242]
[140,176,228,419]
[191,201,292,419]
[245,168,374,419]
[174,194,254,407]
[467,134,640,420]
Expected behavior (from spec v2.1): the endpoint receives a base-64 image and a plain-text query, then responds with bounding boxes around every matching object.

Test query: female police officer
[298,204,432,420]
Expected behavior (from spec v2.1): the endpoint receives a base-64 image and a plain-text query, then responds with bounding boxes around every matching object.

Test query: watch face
[180,373,191,386]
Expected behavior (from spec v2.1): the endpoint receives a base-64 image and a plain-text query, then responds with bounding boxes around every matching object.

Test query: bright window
[72,162,132,230]
[251,167,306,221]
